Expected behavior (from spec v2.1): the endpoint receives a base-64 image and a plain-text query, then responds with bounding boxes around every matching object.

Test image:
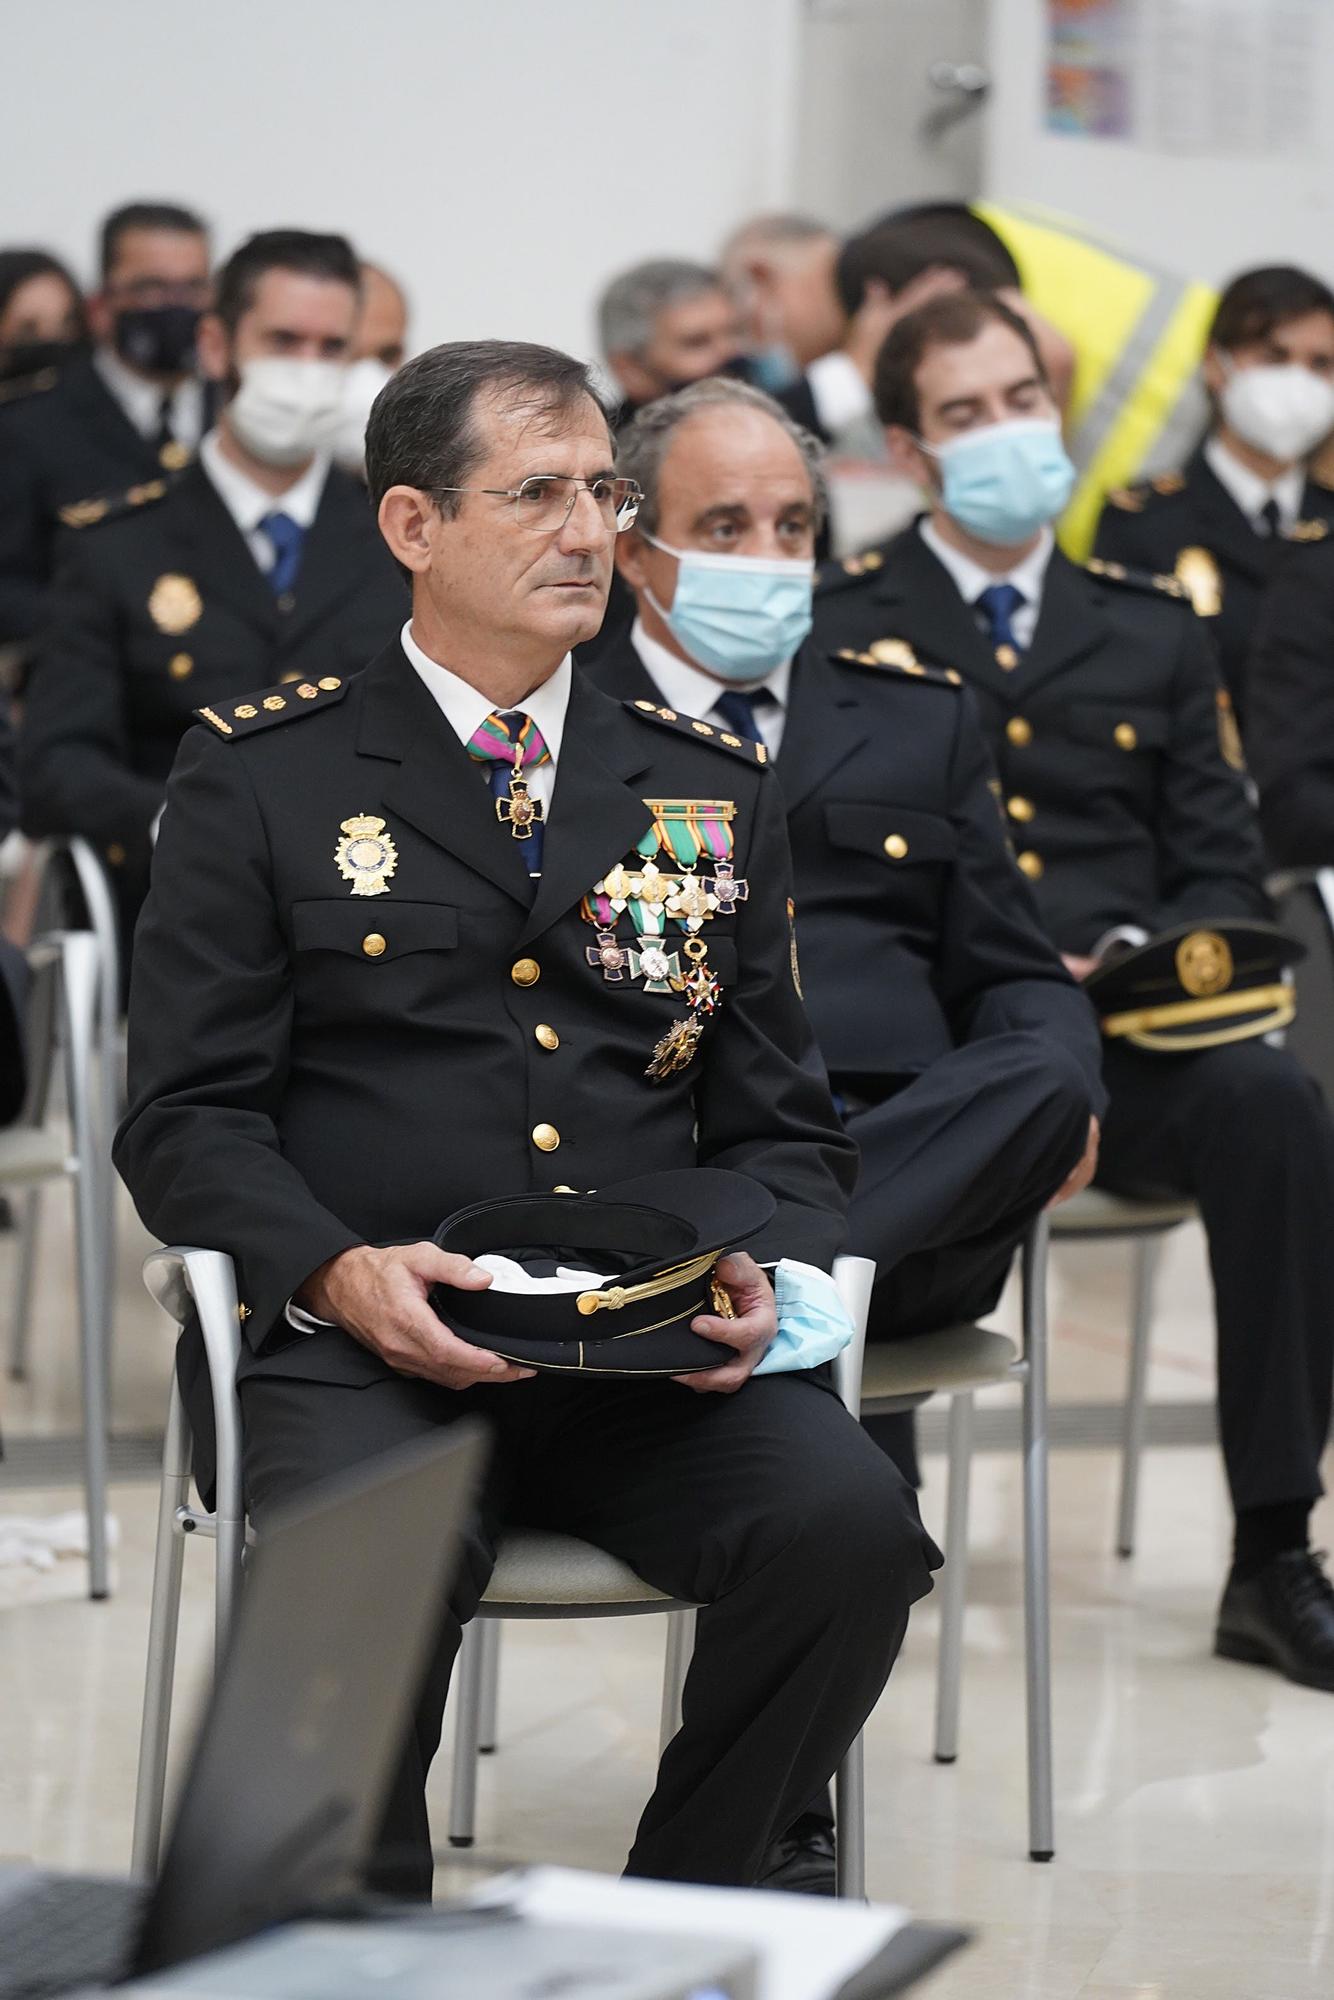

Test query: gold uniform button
[1006,716,1033,747]
[883,834,909,860]
[553,1184,577,1193]
[1007,796,1036,823]
[106,843,126,867]
[1017,850,1044,880]
[532,1123,560,1152]
[535,1024,560,1050]
[511,957,540,987]
[168,652,193,680]
[362,933,387,958]
[1114,723,1138,750]
[318,676,341,691]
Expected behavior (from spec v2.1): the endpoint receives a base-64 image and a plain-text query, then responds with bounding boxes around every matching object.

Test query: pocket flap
[292,899,459,959]
[824,802,958,865]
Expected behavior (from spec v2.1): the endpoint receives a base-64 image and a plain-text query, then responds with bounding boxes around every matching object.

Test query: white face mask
[227,357,348,468]
[332,356,394,475]
[1220,362,1334,464]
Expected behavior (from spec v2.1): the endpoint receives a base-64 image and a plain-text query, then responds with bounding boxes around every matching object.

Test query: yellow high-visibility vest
[975,202,1218,559]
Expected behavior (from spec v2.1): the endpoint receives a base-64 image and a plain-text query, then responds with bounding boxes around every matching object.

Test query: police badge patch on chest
[335,815,398,897]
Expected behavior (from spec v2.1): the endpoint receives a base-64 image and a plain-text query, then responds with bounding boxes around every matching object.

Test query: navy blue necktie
[975,582,1026,666]
[1259,498,1282,539]
[259,511,305,597]
[712,687,777,745]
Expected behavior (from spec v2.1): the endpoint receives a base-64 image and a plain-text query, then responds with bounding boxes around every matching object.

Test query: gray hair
[598,258,723,360]
[615,376,828,538]
[719,212,834,261]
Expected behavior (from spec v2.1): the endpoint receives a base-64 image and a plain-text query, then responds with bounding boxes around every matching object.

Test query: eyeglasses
[435,474,643,534]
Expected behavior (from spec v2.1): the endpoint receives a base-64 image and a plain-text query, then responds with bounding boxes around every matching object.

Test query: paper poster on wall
[1046,0,1320,153]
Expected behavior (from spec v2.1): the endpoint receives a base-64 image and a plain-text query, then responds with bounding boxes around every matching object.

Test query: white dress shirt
[93,345,205,450]
[1204,433,1304,534]
[398,622,570,814]
[628,617,792,756]
[919,517,1054,652]
[805,351,875,438]
[199,431,330,575]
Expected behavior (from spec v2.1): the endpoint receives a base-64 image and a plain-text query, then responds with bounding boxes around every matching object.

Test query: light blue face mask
[925,417,1076,546]
[752,1259,855,1376]
[644,533,814,681]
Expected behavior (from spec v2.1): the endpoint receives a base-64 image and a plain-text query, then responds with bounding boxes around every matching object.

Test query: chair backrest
[831,1253,875,1417]
[18,937,60,1130]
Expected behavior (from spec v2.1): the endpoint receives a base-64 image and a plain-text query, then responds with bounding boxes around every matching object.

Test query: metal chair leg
[933,1390,974,1764]
[182,1249,246,1660]
[659,1606,695,1755]
[60,933,110,1600]
[834,1730,866,1901]
[1117,1235,1161,1559]
[1021,1217,1055,1862]
[477,1616,501,1754]
[448,1620,487,1847]
[8,1186,42,1381]
[131,1376,192,1877]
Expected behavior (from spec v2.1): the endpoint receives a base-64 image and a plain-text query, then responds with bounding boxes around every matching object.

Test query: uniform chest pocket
[292,899,459,961]
[824,802,958,867]
[1063,704,1169,755]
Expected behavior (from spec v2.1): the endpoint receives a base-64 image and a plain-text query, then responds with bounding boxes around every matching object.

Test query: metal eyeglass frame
[434,475,643,534]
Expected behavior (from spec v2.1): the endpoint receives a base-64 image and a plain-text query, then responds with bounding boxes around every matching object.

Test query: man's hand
[1061,953,1100,982]
[298,1242,535,1390]
[1047,1116,1101,1209]
[844,268,968,384]
[672,1252,778,1395]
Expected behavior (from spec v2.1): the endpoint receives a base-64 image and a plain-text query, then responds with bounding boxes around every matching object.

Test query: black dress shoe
[757,1812,836,1896]
[1215,1548,1334,1692]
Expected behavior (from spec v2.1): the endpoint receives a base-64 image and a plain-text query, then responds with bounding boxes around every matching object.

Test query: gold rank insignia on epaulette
[195,675,350,739]
[815,546,887,594]
[0,365,60,407]
[832,640,962,687]
[1106,483,1148,512]
[1086,556,1189,601]
[58,478,169,531]
[1151,470,1186,496]
[1286,518,1330,543]
[625,699,769,763]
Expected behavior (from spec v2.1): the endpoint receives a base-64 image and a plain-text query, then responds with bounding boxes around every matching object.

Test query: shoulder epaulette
[0,365,60,408]
[831,641,962,688]
[1286,517,1331,544]
[1105,471,1187,513]
[624,699,769,765]
[1086,556,1189,601]
[815,544,888,595]
[58,478,170,531]
[195,675,351,740]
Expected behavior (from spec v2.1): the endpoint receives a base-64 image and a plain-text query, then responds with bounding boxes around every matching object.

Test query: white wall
[0,0,803,363]
[982,0,1334,284]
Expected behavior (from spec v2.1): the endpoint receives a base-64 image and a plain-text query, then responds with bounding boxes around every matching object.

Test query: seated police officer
[814,289,1334,1692]
[114,338,939,1898]
[1094,265,1334,724]
[0,201,213,651]
[20,229,405,936]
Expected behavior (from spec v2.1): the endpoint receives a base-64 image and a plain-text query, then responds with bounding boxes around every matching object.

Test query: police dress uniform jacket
[113,645,857,1394]
[0,353,188,649]
[18,461,407,889]
[812,525,1269,956]
[1092,449,1334,719]
[1246,539,1334,866]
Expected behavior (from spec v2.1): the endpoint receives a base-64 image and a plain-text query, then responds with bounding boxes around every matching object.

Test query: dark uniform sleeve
[693,767,857,1270]
[1247,543,1334,867]
[1154,610,1268,927]
[19,542,166,850]
[0,416,49,648]
[113,727,363,1344]
[0,690,17,842]
[935,694,1106,1114]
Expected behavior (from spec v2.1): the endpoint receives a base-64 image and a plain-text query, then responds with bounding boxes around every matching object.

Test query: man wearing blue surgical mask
[815,288,1334,1697]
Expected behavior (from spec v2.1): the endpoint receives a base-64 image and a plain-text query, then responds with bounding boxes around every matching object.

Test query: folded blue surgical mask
[644,533,814,681]
[752,1259,855,1376]
[924,418,1076,546]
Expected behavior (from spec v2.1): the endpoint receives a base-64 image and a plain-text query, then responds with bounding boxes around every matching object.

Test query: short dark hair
[1209,264,1334,353]
[836,207,1020,318]
[212,229,360,336]
[873,290,1048,432]
[364,338,607,513]
[0,248,87,337]
[99,202,207,281]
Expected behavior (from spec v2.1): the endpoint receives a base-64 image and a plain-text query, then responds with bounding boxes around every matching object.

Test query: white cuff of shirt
[1092,924,1151,960]
[286,1300,336,1333]
[806,351,874,435]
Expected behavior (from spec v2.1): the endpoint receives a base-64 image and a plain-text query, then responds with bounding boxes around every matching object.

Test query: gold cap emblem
[335,814,398,898]
[1176,930,1233,998]
[148,572,202,635]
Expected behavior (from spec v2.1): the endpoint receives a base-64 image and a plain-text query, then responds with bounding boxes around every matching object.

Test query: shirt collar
[93,344,203,440]
[199,429,330,536]
[629,616,792,720]
[1205,433,1305,529]
[919,515,1055,608]
[399,620,571,763]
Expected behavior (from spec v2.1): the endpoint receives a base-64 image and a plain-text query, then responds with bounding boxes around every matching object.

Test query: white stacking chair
[1,931,113,1596]
[130,1249,877,1896]
[1048,1188,1196,1557]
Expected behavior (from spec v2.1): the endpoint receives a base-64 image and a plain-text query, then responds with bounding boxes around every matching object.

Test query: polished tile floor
[3,1188,1333,1999]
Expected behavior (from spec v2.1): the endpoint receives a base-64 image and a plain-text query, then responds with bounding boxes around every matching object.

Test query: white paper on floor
[0,1512,119,1570]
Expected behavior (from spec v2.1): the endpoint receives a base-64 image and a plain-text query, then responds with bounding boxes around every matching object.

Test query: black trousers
[840,1032,1092,1479]
[1095,1038,1334,1515]
[240,1367,941,1898]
